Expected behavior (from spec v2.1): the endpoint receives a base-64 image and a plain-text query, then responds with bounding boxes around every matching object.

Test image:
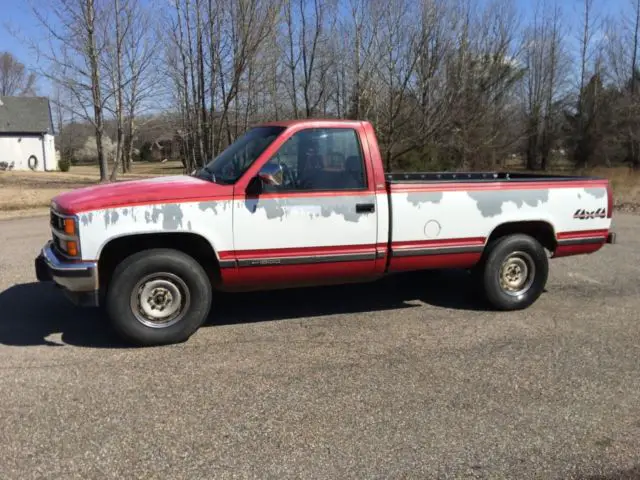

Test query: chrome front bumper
[35,241,100,307]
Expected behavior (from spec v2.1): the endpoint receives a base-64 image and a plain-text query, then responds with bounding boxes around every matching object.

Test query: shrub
[59,158,71,172]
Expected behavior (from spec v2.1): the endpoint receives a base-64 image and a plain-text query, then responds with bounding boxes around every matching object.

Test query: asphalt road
[1,214,639,480]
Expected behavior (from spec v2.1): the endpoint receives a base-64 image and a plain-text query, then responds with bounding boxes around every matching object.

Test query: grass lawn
[502,165,640,210]
[0,160,185,217]
[582,166,640,210]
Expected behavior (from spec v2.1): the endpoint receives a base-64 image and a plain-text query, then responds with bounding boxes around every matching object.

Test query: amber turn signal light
[66,241,78,257]
[64,218,76,235]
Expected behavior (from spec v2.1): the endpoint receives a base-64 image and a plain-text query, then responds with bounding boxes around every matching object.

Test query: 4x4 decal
[574,208,606,219]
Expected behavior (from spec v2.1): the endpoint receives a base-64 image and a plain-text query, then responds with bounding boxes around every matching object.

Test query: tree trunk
[110,0,125,182]
[86,0,108,182]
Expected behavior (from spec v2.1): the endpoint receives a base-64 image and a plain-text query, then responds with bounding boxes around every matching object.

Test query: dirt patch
[0,186,72,211]
[0,171,95,212]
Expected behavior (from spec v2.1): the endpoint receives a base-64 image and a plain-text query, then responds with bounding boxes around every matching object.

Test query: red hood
[52,175,233,214]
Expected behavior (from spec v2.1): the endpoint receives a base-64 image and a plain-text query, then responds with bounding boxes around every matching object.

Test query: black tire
[105,248,212,346]
[478,234,548,311]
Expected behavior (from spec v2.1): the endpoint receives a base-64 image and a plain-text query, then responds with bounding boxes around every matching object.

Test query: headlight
[50,210,80,258]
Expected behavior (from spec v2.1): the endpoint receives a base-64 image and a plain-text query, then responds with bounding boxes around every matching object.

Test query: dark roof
[0,96,54,134]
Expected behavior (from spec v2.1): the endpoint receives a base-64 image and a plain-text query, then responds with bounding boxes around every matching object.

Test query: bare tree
[283,0,300,117]
[370,0,423,169]
[120,0,160,172]
[295,0,336,117]
[520,0,567,170]
[568,0,606,168]
[630,0,640,95]
[215,0,281,149]
[167,0,198,170]
[18,0,640,177]
[29,0,110,181]
[603,0,640,168]
[103,0,128,180]
[402,0,454,167]
[0,52,37,96]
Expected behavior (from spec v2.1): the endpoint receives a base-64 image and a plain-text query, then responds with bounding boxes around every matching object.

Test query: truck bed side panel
[387,179,611,272]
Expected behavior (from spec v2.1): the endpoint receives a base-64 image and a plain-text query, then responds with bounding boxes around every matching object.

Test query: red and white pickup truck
[35,119,616,346]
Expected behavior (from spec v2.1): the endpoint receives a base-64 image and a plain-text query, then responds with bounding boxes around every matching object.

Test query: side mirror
[257,163,284,186]
[246,175,262,196]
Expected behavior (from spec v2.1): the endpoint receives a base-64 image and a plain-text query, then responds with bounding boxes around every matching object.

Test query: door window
[262,128,367,192]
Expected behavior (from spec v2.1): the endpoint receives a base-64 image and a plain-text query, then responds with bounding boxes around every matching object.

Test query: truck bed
[384,171,603,184]
[384,169,612,273]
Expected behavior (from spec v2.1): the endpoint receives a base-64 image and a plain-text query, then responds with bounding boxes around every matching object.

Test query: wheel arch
[485,220,558,254]
[97,232,221,293]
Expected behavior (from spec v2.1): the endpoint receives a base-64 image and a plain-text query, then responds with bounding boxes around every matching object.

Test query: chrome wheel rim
[130,273,190,328]
[499,251,535,297]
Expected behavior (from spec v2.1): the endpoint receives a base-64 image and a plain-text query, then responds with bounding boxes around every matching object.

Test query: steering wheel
[281,162,297,188]
[271,153,296,188]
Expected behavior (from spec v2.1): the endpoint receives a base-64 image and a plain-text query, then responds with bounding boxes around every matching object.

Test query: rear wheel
[477,234,548,310]
[105,248,212,346]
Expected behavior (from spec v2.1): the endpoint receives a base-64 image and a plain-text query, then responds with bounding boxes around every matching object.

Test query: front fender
[77,200,233,261]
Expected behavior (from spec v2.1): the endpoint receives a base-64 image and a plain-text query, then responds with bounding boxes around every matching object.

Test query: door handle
[355,203,375,213]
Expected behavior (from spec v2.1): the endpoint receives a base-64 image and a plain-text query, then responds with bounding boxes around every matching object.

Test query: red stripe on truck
[391,237,486,249]
[556,229,609,240]
[220,243,378,261]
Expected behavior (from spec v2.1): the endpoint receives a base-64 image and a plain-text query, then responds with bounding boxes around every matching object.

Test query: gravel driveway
[1,214,639,479]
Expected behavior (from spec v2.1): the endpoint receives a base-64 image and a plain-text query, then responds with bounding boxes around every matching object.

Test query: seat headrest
[345,156,361,172]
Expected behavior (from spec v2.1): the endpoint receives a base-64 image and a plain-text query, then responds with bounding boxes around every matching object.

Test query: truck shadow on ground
[0,269,491,348]
[211,269,487,326]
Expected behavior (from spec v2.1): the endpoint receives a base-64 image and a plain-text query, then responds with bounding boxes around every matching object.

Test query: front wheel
[105,248,212,346]
[478,234,549,311]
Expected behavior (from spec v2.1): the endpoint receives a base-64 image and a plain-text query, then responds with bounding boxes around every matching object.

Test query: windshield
[196,126,285,183]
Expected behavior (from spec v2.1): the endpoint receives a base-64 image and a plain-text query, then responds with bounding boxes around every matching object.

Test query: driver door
[230,126,380,288]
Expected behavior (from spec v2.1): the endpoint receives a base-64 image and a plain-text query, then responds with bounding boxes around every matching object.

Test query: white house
[0,96,57,171]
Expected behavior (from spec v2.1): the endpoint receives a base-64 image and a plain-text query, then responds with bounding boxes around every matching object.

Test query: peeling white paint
[73,184,611,262]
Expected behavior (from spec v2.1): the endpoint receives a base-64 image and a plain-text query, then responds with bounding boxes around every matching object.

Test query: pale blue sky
[2,1,42,74]
[0,0,632,98]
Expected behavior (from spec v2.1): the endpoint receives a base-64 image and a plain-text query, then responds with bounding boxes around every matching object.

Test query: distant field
[0,161,184,216]
[576,166,640,210]
[500,165,640,210]
[68,161,186,178]
[0,161,638,217]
